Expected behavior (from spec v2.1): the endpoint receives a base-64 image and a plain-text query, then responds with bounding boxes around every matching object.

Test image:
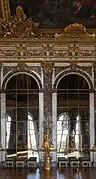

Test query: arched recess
[1,71,43,162]
[52,69,94,161]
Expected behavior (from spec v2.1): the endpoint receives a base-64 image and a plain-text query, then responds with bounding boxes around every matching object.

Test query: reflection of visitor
[71,129,75,152]
[73,0,96,18]
[71,139,75,152]
[75,115,81,150]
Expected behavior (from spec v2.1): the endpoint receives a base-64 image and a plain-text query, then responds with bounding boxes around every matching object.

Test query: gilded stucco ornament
[55,23,96,39]
[0,6,42,38]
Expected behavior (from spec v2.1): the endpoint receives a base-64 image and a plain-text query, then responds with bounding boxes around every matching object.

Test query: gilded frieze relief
[0,42,96,58]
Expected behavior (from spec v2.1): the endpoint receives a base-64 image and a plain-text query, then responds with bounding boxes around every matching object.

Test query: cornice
[0,59,96,64]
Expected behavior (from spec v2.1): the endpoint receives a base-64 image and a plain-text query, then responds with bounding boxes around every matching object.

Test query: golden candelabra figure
[44,129,51,170]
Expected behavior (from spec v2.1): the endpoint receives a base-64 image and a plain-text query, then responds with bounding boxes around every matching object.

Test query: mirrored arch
[5,73,39,160]
[57,74,90,159]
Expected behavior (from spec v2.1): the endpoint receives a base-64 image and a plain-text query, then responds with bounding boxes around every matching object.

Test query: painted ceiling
[9,0,96,28]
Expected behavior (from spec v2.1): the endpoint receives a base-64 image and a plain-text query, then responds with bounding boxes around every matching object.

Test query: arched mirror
[57,74,89,159]
[5,74,39,160]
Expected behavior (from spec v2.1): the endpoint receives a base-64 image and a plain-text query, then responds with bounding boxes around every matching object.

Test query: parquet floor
[0,168,96,179]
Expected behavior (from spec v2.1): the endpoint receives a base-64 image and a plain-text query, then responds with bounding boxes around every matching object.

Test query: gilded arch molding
[53,67,93,90]
[2,64,43,90]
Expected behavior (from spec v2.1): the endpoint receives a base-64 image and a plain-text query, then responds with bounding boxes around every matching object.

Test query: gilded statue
[44,131,50,157]
[15,6,26,21]
[44,129,51,170]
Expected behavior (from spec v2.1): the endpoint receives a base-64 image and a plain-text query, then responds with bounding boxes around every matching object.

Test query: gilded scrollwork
[55,23,96,39]
[4,63,29,73]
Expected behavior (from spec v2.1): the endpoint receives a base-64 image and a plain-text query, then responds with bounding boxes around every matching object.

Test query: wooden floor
[0,168,96,179]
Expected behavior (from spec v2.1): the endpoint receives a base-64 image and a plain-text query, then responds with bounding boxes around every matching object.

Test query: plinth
[44,156,51,170]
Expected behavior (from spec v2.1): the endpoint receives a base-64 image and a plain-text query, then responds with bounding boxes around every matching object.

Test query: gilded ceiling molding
[0,0,10,22]
[0,0,4,20]
[55,23,96,39]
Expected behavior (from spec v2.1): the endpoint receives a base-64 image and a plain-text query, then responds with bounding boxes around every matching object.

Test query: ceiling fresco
[9,0,96,28]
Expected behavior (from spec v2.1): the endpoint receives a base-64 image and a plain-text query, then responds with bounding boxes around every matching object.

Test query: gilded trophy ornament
[0,6,42,38]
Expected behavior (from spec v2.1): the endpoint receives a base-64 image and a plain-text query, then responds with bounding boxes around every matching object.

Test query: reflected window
[28,113,36,150]
[57,113,70,152]
[75,115,81,150]
[28,113,38,161]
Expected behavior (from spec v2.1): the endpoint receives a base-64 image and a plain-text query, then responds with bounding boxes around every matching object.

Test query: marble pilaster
[90,92,95,162]
[39,92,44,163]
[52,92,57,166]
[1,93,6,161]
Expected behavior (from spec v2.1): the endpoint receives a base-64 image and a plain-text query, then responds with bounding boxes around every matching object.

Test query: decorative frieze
[0,42,96,59]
